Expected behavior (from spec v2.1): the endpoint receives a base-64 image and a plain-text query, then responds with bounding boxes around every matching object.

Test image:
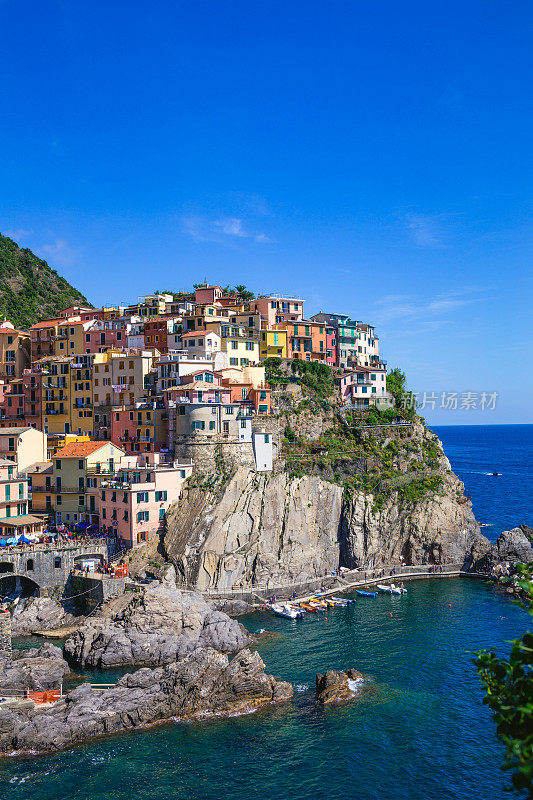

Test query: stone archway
[0,573,40,599]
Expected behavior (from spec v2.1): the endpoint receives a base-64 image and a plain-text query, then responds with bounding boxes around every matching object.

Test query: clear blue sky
[0,1,531,424]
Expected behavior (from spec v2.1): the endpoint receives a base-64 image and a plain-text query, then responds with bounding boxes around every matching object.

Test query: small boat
[308,600,326,610]
[377,584,393,593]
[300,603,318,613]
[328,598,348,607]
[333,596,356,604]
[271,602,304,619]
[356,589,377,598]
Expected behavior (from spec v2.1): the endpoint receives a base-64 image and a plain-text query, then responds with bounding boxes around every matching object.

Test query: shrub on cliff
[475,564,533,797]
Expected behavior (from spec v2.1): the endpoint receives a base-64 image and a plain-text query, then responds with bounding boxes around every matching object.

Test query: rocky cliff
[155,411,489,591]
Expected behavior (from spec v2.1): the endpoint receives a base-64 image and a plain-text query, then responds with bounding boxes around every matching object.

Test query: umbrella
[17,535,31,545]
[0,539,7,547]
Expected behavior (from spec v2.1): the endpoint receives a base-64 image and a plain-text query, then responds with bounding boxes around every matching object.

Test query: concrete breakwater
[201,562,492,606]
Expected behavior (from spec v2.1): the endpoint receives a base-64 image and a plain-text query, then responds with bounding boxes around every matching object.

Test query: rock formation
[159,424,488,591]
[0,644,70,692]
[474,525,533,572]
[316,668,365,703]
[10,596,80,636]
[64,583,250,669]
[0,649,293,755]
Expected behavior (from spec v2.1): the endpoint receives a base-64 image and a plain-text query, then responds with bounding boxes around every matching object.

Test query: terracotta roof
[54,441,119,458]
[181,330,210,338]
[0,325,28,335]
[30,319,62,329]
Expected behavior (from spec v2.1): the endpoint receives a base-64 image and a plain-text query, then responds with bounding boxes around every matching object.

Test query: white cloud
[404,213,445,247]
[180,214,270,245]
[4,228,33,241]
[39,238,77,268]
[375,290,479,324]
[214,217,247,237]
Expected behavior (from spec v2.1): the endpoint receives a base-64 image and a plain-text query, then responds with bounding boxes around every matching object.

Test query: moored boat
[377,584,393,593]
[356,589,377,598]
[271,602,304,619]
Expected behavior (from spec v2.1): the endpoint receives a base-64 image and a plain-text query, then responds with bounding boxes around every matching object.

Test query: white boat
[271,602,304,619]
[378,583,406,595]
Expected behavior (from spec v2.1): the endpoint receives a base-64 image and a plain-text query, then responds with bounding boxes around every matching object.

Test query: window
[137,510,149,522]
[230,358,238,365]
[231,340,238,350]
[264,434,270,443]
[56,495,62,505]
[258,405,268,413]
[155,490,168,501]
[78,495,84,507]
[8,438,14,452]
[209,420,215,430]
[240,420,247,429]
[54,557,61,568]
[225,406,234,414]
[245,341,254,351]
[136,491,149,503]
[26,559,34,571]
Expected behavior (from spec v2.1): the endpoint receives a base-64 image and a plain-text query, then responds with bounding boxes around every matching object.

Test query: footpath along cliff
[133,362,490,590]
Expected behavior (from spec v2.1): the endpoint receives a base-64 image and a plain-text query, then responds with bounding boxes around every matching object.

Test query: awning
[0,515,45,527]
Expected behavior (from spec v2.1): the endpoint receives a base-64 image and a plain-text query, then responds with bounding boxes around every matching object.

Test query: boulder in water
[316,668,364,704]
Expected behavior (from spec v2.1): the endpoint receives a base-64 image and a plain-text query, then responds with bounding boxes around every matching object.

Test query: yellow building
[47,433,92,460]
[52,440,125,526]
[39,354,94,436]
[25,461,53,518]
[0,322,30,380]
[259,328,288,359]
[92,349,157,408]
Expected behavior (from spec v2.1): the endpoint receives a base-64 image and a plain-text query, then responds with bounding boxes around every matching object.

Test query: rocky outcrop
[64,583,250,669]
[0,648,293,755]
[316,668,365,703]
[161,433,488,590]
[0,644,70,692]
[474,525,533,572]
[10,596,81,636]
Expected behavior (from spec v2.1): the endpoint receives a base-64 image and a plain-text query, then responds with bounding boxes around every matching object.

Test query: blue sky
[0,0,531,424]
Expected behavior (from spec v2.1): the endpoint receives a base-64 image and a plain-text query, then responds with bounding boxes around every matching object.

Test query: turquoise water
[2,424,531,799]
[433,424,533,540]
[1,578,528,800]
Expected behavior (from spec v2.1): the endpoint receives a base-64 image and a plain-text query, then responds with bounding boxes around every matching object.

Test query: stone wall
[0,543,109,591]
[0,611,12,666]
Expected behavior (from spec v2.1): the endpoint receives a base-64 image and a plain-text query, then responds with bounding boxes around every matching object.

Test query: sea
[2,425,532,800]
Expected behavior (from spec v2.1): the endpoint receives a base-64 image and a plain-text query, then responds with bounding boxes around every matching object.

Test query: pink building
[250,295,304,326]
[337,366,389,408]
[325,326,337,366]
[83,321,128,353]
[194,285,223,305]
[97,453,193,548]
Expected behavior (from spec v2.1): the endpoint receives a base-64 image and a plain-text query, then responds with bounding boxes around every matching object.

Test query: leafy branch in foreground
[474,564,533,798]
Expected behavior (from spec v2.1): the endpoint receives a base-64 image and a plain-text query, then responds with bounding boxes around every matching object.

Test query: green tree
[475,564,533,797]
[234,284,255,301]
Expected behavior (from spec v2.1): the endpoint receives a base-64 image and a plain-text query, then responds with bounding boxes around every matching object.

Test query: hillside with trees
[0,233,91,329]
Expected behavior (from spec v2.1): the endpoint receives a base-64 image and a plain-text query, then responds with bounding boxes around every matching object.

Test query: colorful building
[336,366,391,408]
[259,328,288,359]
[52,440,125,526]
[92,349,157,408]
[0,323,30,381]
[0,457,43,540]
[250,295,304,326]
[0,427,47,472]
[97,452,193,547]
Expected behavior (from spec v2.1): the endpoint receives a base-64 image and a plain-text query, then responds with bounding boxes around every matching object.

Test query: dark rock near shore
[316,668,364,704]
[474,525,533,572]
[0,644,70,692]
[64,584,250,669]
[210,598,254,616]
[10,597,81,636]
[0,648,293,755]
